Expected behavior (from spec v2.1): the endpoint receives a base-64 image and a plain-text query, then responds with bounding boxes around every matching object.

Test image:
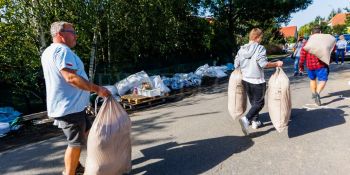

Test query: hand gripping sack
[303,34,336,65]
[267,68,292,133]
[227,69,247,120]
[85,97,132,175]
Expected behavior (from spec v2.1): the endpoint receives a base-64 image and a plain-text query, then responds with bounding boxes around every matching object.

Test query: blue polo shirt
[41,43,89,118]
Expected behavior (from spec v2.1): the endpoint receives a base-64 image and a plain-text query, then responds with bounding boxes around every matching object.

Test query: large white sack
[85,97,132,175]
[267,67,291,133]
[150,75,171,93]
[114,71,152,96]
[227,69,247,120]
[303,34,336,65]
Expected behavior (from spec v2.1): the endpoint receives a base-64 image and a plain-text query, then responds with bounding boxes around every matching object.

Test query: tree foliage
[0,0,312,113]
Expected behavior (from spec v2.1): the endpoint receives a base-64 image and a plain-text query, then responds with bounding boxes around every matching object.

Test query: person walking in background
[41,21,111,175]
[335,35,347,65]
[234,28,283,136]
[299,27,329,106]
[292,37,306,76]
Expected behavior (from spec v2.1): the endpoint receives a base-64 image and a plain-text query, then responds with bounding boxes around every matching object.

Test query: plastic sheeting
[0,107,22,136]
[195,64,228,78]
[149,75,171,93]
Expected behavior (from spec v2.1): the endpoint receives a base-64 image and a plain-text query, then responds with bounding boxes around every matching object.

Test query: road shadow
[0,136,66,175]
[131,112,174,146]
[288,108,347,138]
[322,90,350,99]
[131,136,253,175]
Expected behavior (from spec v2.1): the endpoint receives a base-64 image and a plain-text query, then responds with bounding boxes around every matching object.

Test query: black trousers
[242,80,266,122]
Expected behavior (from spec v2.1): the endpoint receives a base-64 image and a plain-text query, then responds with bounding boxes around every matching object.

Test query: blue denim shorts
[307,67,329,81]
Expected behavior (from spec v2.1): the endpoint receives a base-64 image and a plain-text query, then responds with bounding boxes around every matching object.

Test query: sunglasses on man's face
[61,30,77,35]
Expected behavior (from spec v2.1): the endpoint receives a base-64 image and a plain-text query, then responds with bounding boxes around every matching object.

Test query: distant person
[292,37,306,76]
[234,28,283,136]
[299,27,329,106]
[41,21,111,175]
[335,35,347,65]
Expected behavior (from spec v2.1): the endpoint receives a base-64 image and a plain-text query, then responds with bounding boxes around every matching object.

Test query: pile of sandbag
[114,71,153,96]
[195,64,227,78]
[303,34,336,65]
[85,97,132,175]
[227,69,247,120]
[267,67,291,133]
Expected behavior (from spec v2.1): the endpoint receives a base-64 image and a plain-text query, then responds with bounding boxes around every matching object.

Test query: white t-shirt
[41,43,90,118]
[336,40,347,49]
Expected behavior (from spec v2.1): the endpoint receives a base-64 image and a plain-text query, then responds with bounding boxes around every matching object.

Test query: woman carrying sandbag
[234,28,283,136]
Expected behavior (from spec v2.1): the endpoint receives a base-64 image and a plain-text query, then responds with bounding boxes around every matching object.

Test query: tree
[333,24,347,35]
[199,0,312,56]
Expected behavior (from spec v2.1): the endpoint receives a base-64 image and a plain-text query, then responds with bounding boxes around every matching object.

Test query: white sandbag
[85,97,132,175]
[211,67,227,78]
[195,64,210,77]
[114,71,152,96]
[150,75,170,93]
[267,67,291,133]
[227,69,247,120]
[303,34,336,65]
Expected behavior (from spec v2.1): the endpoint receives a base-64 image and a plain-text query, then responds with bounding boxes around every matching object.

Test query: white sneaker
[251,120,262,129]
[239,116,250,136]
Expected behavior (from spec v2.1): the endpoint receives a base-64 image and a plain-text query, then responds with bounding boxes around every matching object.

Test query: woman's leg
[335,50,340,64]
[294,56,300,75]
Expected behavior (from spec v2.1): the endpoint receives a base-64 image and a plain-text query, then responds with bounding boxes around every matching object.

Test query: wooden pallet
[121,94,155,104]
[121,94,169,110]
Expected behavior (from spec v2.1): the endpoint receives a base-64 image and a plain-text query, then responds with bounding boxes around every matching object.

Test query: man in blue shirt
[41,21,110,175]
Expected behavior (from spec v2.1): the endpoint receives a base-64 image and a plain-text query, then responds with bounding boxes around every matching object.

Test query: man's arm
[60,68,111,97]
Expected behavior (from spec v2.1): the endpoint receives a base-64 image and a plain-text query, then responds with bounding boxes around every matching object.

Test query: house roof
[280,26,297,38]
[329,13,347,26]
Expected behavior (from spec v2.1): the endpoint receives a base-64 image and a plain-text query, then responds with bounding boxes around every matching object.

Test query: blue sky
[287,0,349,29]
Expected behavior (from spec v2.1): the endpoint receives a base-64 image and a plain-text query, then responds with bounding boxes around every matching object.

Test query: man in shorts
[299,26,328,106]
[41,21,111,175]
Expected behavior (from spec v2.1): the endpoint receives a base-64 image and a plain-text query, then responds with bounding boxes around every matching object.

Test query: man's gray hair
[50,21,72,38]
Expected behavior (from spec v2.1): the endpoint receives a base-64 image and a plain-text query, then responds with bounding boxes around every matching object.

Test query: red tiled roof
[329,13,347,26]
[280,26,297,38]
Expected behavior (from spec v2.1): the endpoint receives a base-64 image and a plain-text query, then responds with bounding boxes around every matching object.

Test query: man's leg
[57,111,89,175]
[316,81,327,94]
[65,146,81,175]
[310,80,317,94]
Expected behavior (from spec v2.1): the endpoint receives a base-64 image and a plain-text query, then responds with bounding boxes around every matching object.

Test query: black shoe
[293,72,298,76]
[62,162,84,175]
[76,163,85,175]
[312,93,316,99]
[315,93,321,106]
[299,72,303,76]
